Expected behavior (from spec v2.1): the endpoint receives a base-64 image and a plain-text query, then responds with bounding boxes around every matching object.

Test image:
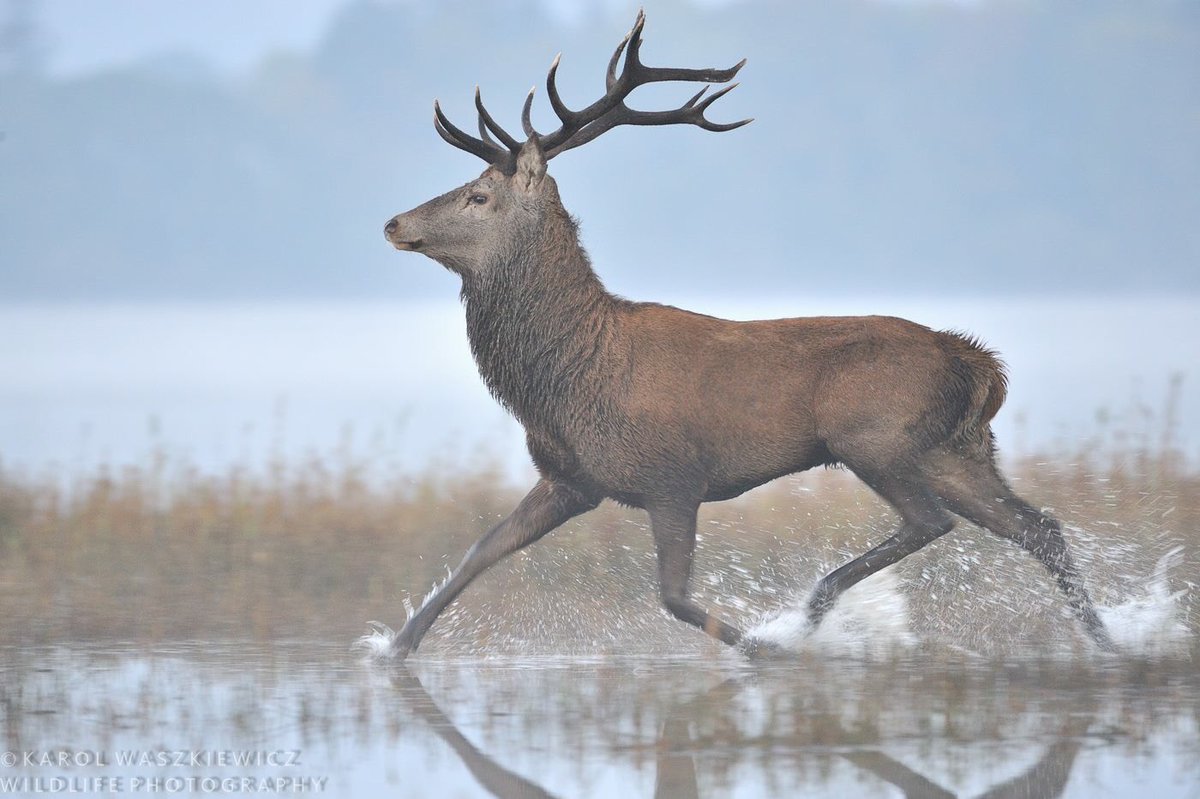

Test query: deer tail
[944,332,1008,457]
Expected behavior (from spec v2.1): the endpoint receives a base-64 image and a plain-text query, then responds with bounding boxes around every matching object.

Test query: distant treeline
[1,0,1197,301]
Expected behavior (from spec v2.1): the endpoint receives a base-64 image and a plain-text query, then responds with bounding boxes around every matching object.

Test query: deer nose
[384,218,399,238]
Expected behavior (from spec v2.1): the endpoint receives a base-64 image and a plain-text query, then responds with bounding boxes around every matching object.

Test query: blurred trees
[0,0,1196,300]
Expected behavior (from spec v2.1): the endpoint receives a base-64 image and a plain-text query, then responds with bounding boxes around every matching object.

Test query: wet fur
[461,204,1008,507]
[381,127,1111,658]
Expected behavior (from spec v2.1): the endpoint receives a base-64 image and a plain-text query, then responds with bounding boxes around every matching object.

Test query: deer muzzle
[384,216,423,251]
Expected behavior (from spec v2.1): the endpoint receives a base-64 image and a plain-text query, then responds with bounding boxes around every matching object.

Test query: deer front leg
[388,479,597,659]
[647,500,746,649]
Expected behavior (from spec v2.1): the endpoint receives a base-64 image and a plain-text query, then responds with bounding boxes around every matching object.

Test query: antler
[433,10,750,172]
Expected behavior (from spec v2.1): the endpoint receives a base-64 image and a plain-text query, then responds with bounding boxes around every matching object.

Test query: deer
[375,11,1115,659]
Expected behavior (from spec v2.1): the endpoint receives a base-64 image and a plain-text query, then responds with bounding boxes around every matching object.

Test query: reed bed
[0,411,1195,651]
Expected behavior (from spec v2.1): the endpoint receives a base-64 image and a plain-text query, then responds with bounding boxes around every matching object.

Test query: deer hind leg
[806,470,955,631]
[646,499,747,648]
[921,449,1115,651]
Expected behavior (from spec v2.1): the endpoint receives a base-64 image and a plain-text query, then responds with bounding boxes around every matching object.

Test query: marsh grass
[0,402,1195,652]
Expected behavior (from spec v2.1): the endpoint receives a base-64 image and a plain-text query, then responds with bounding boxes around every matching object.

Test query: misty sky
[33,0,975,76]
[35,0,359,75]
[2,0,1195,471]
[33,0,659,75]
[9,0,1197,303]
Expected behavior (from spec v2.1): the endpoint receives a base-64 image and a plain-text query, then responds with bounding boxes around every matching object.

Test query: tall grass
[0,400,1195,651]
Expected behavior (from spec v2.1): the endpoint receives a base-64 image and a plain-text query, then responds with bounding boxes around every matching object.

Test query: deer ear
[514,138,546,193]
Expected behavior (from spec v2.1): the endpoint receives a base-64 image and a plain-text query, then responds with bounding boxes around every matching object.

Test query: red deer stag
[377,11,1114,658]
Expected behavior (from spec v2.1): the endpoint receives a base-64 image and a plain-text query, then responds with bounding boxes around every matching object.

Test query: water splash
[354,568,456,660]
[353,621,398,659]
[407,566,453,621]
[747,570,917,657]
[1098,546,1191,657]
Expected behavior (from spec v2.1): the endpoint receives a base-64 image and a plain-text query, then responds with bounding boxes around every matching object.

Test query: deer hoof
[740,636,789,661]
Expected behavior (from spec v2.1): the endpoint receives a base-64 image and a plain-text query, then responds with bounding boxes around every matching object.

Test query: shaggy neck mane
[461,207,620,433]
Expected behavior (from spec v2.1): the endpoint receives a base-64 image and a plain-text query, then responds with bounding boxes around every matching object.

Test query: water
[2,521,1195,797]
[2,295,1196,796]
[1,297,1196,478]
[2,641,1196,798]
[341,551,1194,796]
[744,546,1193,660]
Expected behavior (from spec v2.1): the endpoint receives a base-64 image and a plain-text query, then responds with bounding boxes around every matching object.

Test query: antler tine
[683,86,709,108]
[474,88,497,147]
[543,82,751,159]
[474,87,522,151]
[630,57,747,91]
[609,10,743,95]
[434,100,514,167]
[477,115,496,147]
[691,81,753,131]
[521,86,539,137]
[430,10,748,168]
[621,8,648,83]
[537,11,749,157]
[604,13,639,91]
[546,53,580,126]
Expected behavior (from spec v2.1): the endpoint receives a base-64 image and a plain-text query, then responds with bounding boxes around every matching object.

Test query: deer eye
[468,193,489,205]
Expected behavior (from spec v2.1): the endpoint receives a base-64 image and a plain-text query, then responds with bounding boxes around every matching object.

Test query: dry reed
[0,400,1195,650]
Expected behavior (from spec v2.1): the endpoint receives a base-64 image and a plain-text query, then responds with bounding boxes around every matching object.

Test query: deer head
[383,10,751,278]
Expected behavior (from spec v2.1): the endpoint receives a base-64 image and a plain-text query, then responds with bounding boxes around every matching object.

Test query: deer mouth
[391,238,424,252]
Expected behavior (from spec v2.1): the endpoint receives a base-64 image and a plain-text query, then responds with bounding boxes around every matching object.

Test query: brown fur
[376,25,1113,657]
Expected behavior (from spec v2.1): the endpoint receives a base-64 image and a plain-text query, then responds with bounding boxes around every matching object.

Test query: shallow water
[1,641,1197,798]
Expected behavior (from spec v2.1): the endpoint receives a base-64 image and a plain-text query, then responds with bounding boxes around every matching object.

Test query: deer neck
[461,216,618,433]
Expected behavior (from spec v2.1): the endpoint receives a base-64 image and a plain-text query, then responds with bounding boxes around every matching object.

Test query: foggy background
[1,0,1197,477]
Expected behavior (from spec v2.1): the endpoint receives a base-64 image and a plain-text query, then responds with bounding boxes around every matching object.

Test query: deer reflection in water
[390,666,1093,799]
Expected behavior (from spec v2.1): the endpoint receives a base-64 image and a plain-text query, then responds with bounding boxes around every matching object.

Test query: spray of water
[353,530,1192,661]
[354,621,398,659]
[1097,546,1191,657]
[745,545,1193,660]
[354,567,454,660]
[746,569,918,658]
